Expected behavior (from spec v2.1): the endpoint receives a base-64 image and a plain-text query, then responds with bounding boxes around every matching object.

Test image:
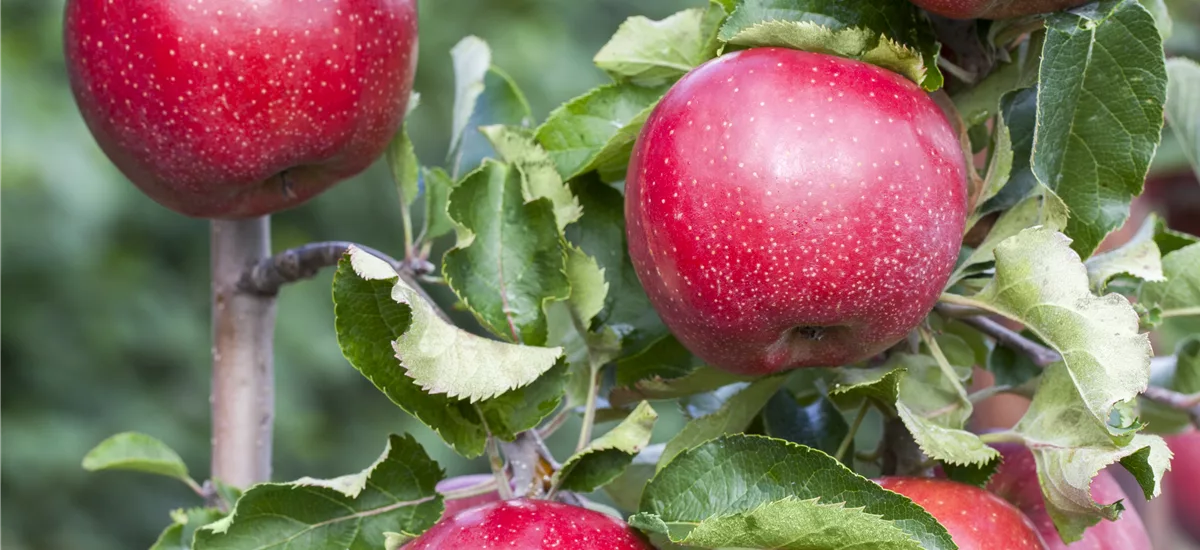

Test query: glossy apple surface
[405,499,653,549]
[626,48,966,375]
[986,443,1151,549]
[64,0,418,218]
[879,476,1046,549]
[436,474,502,516]
[1167,431,1200,543]
[907,0,1090,19]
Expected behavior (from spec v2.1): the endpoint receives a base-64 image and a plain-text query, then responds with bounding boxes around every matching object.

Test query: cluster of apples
[63,0,1191,548]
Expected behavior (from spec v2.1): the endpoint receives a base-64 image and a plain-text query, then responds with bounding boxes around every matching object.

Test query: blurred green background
[2,1,1198,549]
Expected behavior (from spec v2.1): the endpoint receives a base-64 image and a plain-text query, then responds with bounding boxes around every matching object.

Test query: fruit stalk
[211,217,276,487]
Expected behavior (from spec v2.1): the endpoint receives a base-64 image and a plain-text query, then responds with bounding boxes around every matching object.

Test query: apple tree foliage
[82,0,1200,548]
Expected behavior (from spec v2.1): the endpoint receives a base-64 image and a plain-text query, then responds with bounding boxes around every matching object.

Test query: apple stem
[211,217,276,489]
[835,403,870,464]
[577,369,601,453]
[485,435,515,500]
[977,430,1025,445]
[919,326,971,398]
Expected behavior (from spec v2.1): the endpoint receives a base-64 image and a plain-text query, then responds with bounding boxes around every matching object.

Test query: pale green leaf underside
[972,227,1151,432]
[342,248,564,403]
[1084,215,1164,290]
[565,245,609,328]
[723,20,927,88]
[480,125,582,231]
[594,5,726,87]
[658,375,787,471]
[553,401,658,493]
[449,36,491,156]
[718,0,942,90]
[1139,242,1200,318]
[82,432,190,482]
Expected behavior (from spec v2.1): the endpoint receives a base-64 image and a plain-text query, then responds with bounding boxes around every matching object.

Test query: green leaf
[942,459,1001,488]
[150,508,225,550]
[976,107,1015,211]
[479,125,582,231]
[387,124,420,209]
[535,83,670,180]
[1138,0,1173,39]
[760,390,849,460]
[829,365,904,409]
[568,176,667,356]
[1015,363,1171,542]
[421,167,456,240]
[81,432,192,485]
[443,160,571,346]
[658,376,788,471]
[610,365,748,408]
[347,248,564,402]
[194,434,443,550]
[449,36,491,162]
[968,227,1153,435]
[458,68,535,178]
[594,3,727,87]
[1166,337,1200,394]
[719,0,942,90]
[1084,215,1165,290]
[1034,0,1168,257]
[1139,241,1200,319]
[603,443,663,512]
[614,335,704,388]
[980,86,1039,215]
[635,435,955,550]
[565,245,609,328]
[334,250,565,457]
[1140,337,1200,432]
[554,401,658,493]
[952,187,1068,284]
[989,337,1043,387]
[1166,57,1200,178]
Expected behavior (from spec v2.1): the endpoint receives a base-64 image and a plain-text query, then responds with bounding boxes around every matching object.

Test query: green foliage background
[2,1,1198,549]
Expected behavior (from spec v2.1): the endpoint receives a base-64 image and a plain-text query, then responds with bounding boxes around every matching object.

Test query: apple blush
[626,48,967,375]
[64,0,418,218]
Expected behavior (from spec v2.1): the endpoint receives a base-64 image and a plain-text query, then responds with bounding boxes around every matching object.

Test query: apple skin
[878,477,1047,549]
[435,474,502,517]
[64,0,418,218]
[625,48,966,375]
[907,0,1090,19]
[1167,431,1200,543]
[404,499,654,549]
[986,443,1151,549]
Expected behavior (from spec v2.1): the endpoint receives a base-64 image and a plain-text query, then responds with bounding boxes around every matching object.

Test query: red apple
[1167,431,1200,543]
[625,48,966,375]
[878,476,1047,549]
[986,443,1151,549]
[906,0,1090,19]
[64,0,418,218]
[435,474,502,516]
[404,499,653,549]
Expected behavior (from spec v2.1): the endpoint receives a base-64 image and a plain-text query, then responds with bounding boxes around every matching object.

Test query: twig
[485,436,514,500]
[951,312,1061,367]
[238,241,448,322]
[211,218,276,488]
[939,306,1200,428]
[1141,386,1200,427]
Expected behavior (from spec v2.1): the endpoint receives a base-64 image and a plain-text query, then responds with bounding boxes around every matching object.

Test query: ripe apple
[1167,431,1200,543]
[986,443,1151,549]
[906,0,1090,19]
[625,48,966,375]
[404,499,654,549]
[64,0,418,218]
[878,476,1047,549]
[435,474,502,516]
